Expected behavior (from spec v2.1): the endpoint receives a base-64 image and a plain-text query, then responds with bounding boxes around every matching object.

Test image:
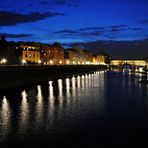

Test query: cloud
[54,29,103,38]
[40,1,48,5]
[110,25,127,32]
[139,19,148,24]
[66,39,148,59]
[28,4,34,7]
[54,29,78,34]
[79,25,127,35]
[79,27,105,31]
[0,11,65,26]
[54,0,67,5]
[54,24,144,40]
[128,27,142,31]
[110,25,127,28]
[54,25,127,38]
[0,33,33,38]
[53,0,79,7]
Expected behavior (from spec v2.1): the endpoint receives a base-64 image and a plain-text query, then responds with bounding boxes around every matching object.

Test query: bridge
[110,59,148,70]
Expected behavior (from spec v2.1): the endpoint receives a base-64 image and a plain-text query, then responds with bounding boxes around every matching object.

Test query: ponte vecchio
[110,59,148,69]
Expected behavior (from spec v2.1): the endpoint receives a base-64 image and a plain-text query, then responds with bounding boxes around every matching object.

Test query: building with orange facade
[40,43,64,65]
[85,50,93,64]
[95,53,106,65]
[16,43,40,64]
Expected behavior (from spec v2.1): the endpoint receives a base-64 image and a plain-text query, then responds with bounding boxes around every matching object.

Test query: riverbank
[0,65,107,89]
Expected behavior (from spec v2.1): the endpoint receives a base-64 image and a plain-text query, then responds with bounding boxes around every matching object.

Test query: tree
[52,42,61,47]
[0,34,8,60]
[1,34,6,43]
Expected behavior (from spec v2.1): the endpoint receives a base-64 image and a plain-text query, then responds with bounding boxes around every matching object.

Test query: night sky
[0,0,148,59]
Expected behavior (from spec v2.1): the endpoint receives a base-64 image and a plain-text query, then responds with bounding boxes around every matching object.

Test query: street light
[22,59,26,65]
[38,60,41,64]
[1,58,7,64]
[50,60,53,64]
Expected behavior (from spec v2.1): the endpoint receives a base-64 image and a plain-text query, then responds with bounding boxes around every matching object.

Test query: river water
[0,70,148,147]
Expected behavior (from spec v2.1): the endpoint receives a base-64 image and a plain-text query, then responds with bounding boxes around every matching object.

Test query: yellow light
[66,60,70,65]
[22,59,26,64]
[50,60,53,64]
[38,60,41,64]
[86,61,90,65]
[1,58,7,64]
[59,61,62,64]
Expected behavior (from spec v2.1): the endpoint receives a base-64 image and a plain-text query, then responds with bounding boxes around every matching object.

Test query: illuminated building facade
[65,47,89,65]
[40,44,51,65]
[51,45,64,65]
[111,59,147,66]
[16,44,40,64]
[65,48,79,64]
[96,53,106,65]
[40,44,64,65]
[85,51,93,64]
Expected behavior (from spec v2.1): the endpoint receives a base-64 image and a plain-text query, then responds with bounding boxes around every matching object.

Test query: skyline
[0,0,148,59]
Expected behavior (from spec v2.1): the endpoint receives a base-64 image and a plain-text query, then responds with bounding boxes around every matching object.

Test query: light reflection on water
[36,85,43,126]
[19,90,28,132]
[49,81,55,120]
[66,78,70,98]
[0,96,11,142]
[0,70,148,146]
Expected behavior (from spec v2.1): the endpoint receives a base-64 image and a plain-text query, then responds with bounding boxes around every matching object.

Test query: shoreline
[0,65,107,90]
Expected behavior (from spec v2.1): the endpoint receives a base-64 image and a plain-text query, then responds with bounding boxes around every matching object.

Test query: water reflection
[49,81,54,111]
[0,96,11,141]
[77,76,80,88]
[72,77,76,97]
[65,78,70,98]
[48,81,55,124]
[36,85,43,125]
[0,72,105,145]
[1,70,148,146]
[81,75,85,88]
[19,90,29,131]
[58,79,63,106]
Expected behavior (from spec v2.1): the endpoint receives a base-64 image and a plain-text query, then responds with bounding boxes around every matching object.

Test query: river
[0,70,148,147]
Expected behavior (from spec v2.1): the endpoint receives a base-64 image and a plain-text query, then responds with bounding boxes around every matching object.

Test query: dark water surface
[0,70,148,147]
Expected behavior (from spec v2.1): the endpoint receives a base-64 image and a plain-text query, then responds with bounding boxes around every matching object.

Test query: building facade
[65,47,89,65]
[111,59,147,66]
[16,44,40,64]
[40,44,64,65]
[95,53,106,65]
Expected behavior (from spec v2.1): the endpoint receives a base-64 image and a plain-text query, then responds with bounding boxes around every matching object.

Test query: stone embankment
[0,65,107,89]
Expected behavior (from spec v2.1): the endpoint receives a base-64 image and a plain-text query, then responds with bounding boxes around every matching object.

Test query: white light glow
[22,59,26,64]
[38,60,41,64]
[50,60,53,64]
[59,61,62,64]
[139,67,143,72]
[1,58,7,64]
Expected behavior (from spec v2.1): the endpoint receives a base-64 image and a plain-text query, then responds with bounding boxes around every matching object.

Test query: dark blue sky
[0,0,148,58]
